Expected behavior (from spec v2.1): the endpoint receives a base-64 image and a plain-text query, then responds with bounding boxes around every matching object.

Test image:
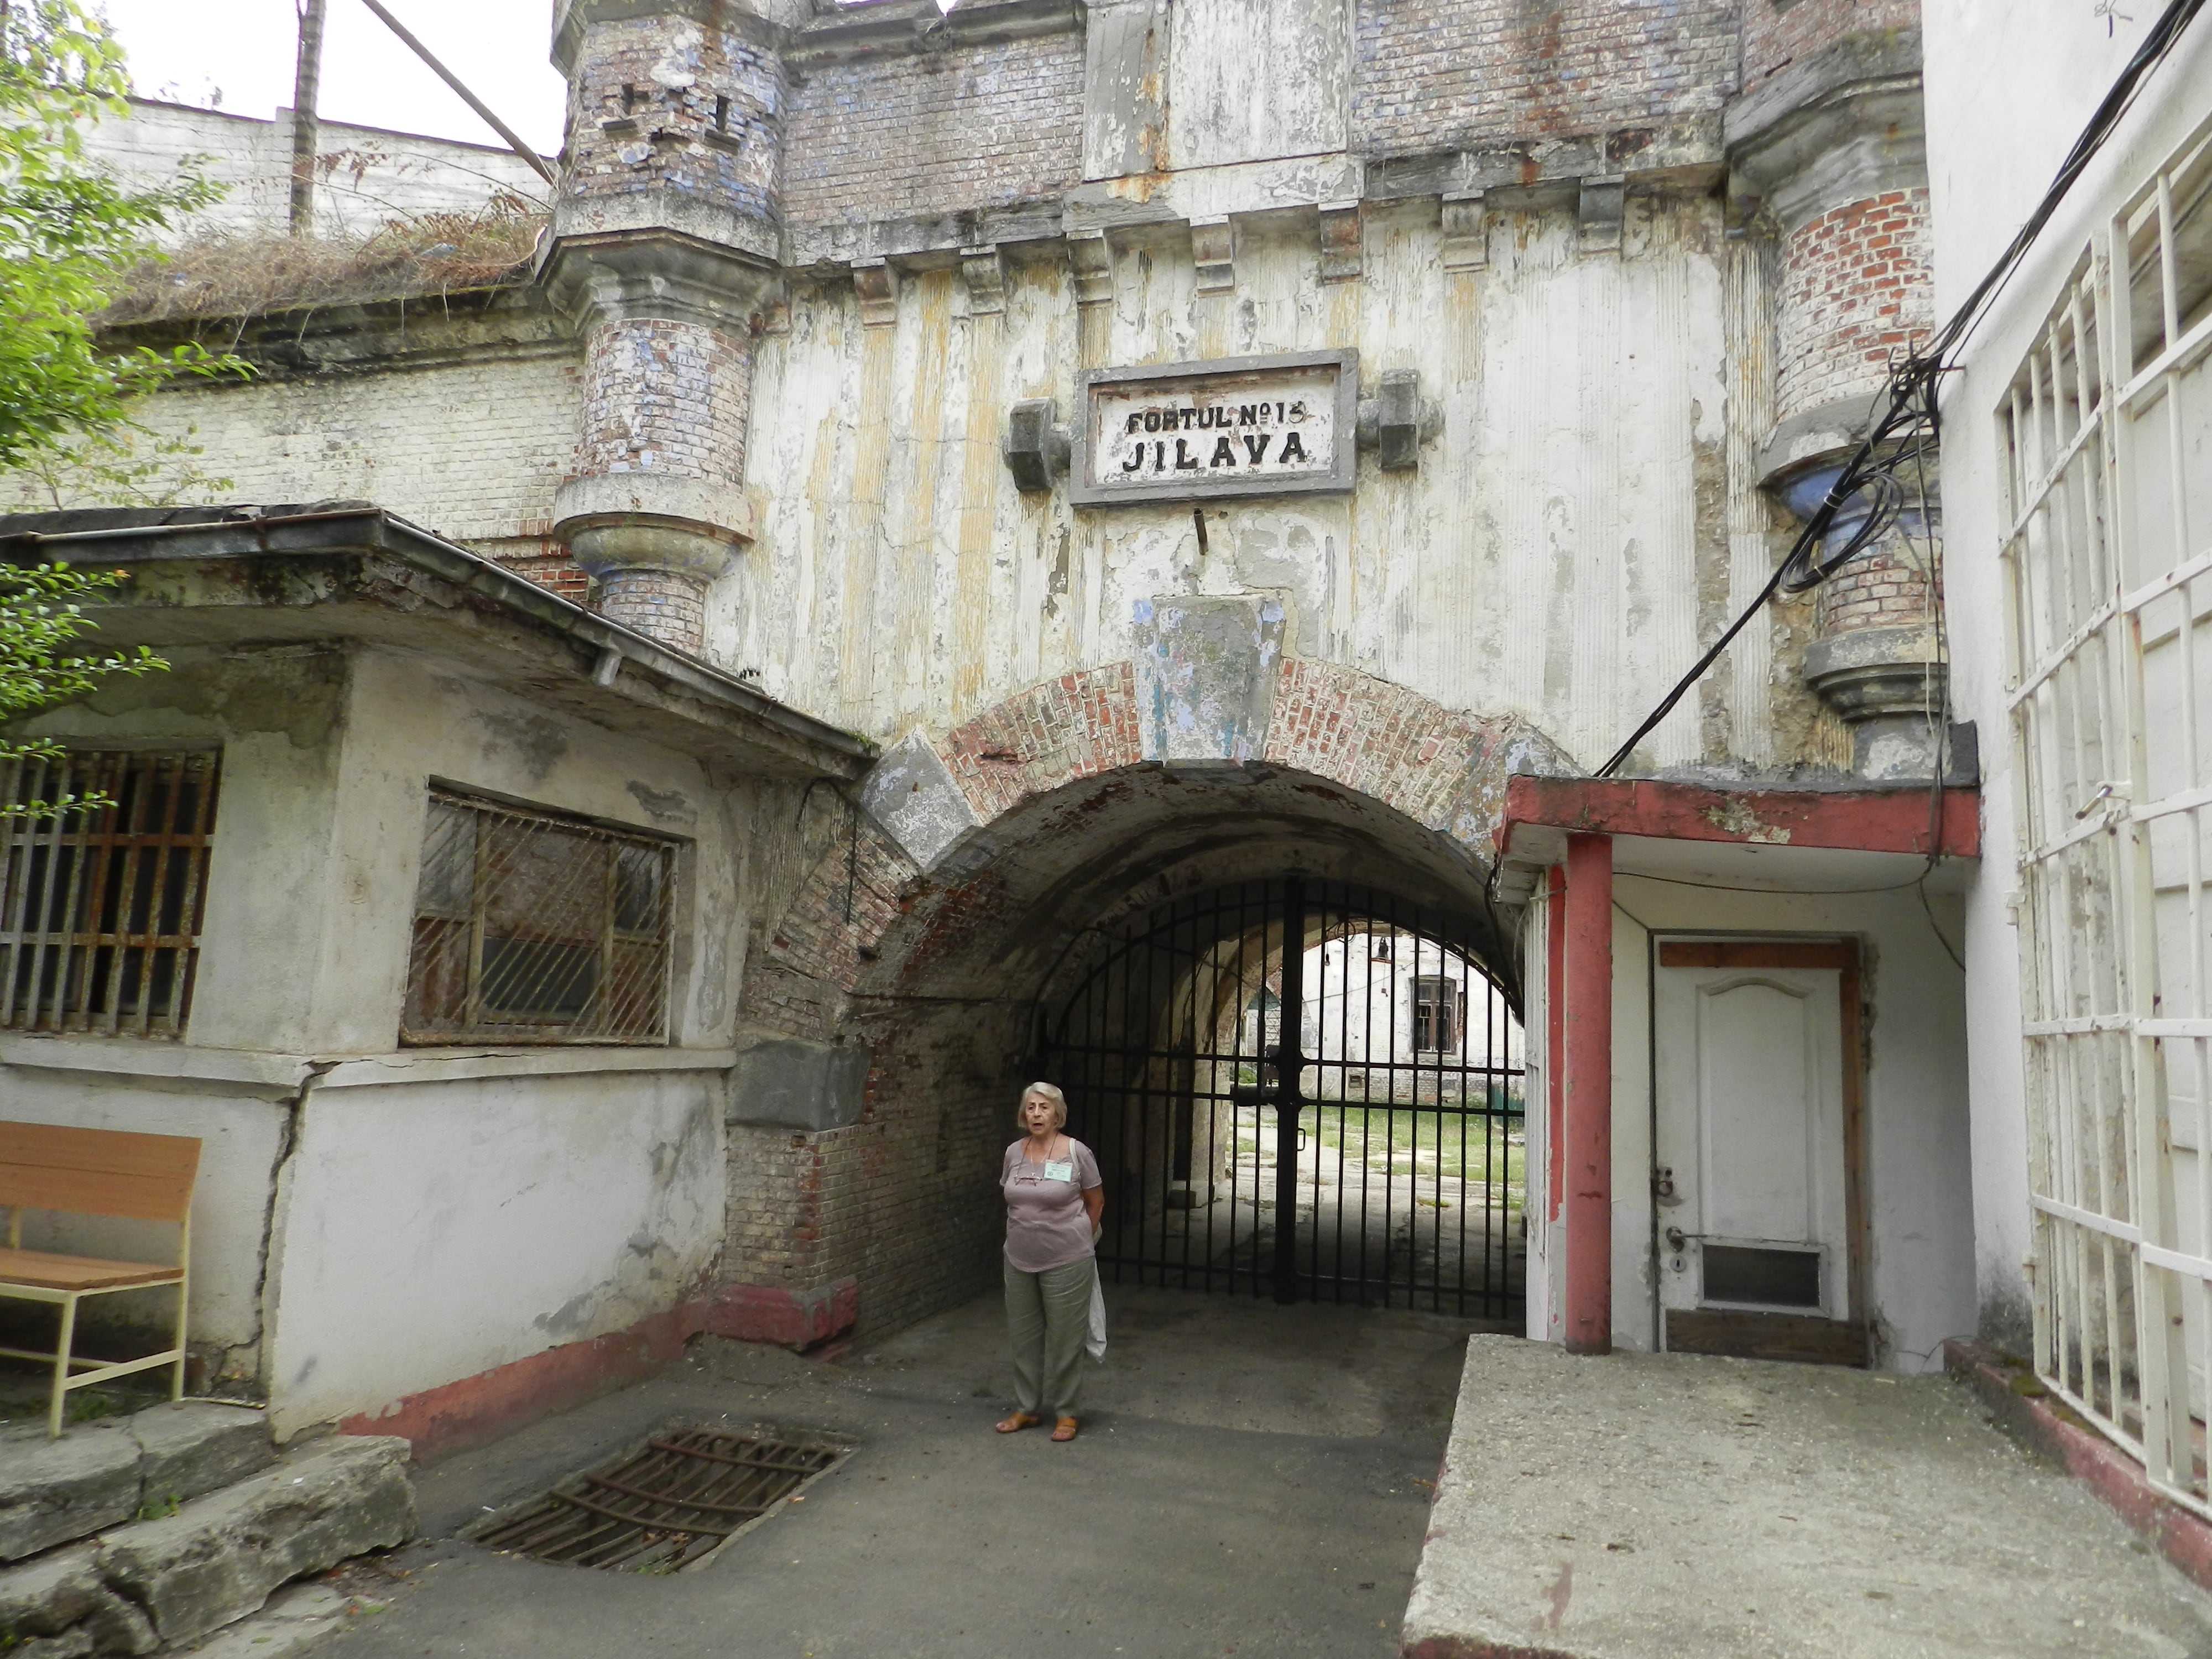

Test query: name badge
[1043,1160,1073,1182]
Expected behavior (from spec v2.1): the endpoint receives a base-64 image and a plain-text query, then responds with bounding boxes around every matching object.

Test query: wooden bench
[0,1121,200,1436]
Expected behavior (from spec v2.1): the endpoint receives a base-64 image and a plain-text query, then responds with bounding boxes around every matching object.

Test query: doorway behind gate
[1040,878,1526,1321]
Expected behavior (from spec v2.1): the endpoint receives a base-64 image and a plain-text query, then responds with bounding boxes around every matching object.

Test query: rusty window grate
[403,790,675,1046]
[470,1428,849,1572]
[0,752,220,1038]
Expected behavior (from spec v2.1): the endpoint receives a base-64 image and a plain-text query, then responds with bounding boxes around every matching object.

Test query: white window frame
[2004,112,2212,1515]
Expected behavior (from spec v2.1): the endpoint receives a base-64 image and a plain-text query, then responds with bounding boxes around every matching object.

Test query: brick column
[543,0,785,656]
[1730,7,1947,779]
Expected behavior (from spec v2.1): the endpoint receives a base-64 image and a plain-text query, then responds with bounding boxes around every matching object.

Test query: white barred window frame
[2003,112,2212,1514]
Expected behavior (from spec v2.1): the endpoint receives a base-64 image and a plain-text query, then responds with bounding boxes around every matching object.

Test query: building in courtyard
[0,0,2201,1562]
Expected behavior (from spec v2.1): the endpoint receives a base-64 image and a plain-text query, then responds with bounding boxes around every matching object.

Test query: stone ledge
[96,1436,413,1647]
[0,1404,273,1564]
[1944,1338,2212,1594]
[0,1433,410,1655]
[705,1279,860,1351]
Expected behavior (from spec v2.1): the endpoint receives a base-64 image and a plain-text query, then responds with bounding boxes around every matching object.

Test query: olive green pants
[1004,1256,1092,1417]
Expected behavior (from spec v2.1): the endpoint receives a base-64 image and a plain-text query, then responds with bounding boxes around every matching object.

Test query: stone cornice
[541,227,784,333]
[1726,29,1928,231]
[552,0,785,75]
[785,0,1084,69]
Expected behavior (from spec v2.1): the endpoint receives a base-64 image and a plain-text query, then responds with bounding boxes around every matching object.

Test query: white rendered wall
[1922,2,2212,1345]
[1,642,759,1424]
[735,198,1762,773]
[0,1057,294,1365]
[85,98,549,243]
[1518,869,1975,1369]
[261,1063,724,1438]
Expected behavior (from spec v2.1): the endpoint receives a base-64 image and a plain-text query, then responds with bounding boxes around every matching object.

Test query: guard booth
[1495,775,1980,1369]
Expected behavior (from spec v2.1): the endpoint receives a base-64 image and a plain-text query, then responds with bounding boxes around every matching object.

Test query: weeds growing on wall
[98,191,547,328]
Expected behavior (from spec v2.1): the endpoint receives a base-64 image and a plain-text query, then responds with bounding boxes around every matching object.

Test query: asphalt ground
[322,1284,1481,1659]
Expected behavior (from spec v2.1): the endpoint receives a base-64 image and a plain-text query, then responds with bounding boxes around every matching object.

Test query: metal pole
[356,0,558,187]
[1273,876,1306,1305]
[288,0,327,236]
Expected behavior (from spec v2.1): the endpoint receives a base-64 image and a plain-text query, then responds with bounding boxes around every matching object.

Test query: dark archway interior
[823,764,1528,1335]
[1040,875,1528,1319]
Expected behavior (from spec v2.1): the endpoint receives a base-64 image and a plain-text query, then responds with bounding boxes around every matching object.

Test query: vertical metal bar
[88,754,134,1035]
[1273,876,1305,1304]
[0,757,39,1027]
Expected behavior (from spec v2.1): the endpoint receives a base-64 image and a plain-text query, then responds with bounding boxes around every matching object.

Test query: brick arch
[742,658,1538,1032]
[720,661,1551,1340]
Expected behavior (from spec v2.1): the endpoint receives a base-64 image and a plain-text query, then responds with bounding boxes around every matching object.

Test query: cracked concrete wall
[0,642,761,1423]
[262,1075,722,1438]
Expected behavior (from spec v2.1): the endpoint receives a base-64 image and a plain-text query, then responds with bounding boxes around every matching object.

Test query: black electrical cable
[1594,0,2208,780]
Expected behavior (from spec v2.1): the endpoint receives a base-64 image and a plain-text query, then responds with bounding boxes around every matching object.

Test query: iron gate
[1040,878,1526,1319]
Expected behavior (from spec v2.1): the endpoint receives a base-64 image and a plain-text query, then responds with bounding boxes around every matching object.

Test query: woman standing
[997,1082,1104,1442]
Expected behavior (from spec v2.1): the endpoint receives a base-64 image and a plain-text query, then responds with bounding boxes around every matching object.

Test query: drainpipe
[1562,833,1613,1355]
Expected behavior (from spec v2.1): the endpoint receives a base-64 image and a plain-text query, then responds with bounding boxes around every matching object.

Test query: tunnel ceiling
[856,763,1517,1011]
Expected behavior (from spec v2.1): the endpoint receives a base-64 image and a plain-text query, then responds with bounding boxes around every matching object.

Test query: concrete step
[1,1404,275,1562]
[0,1434,413,1656]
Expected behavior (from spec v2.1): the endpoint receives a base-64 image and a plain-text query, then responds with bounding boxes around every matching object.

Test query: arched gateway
[1042,877,1525,1319]
[729,654,1551,1339]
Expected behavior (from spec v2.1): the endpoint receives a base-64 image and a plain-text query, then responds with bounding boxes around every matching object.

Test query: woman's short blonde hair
[1018,1081,1068,1130]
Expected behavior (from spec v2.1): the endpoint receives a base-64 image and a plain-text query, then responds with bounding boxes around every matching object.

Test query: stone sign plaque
[1068,349,1358,505]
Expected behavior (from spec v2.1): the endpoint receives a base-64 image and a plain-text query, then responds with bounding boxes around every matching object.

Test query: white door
[1655,943,1851,1326]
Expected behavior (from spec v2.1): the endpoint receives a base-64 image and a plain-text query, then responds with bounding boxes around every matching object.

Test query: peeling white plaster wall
[733,197,1741,774]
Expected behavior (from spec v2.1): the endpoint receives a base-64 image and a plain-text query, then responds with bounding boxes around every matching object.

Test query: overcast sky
[100,0,569,155]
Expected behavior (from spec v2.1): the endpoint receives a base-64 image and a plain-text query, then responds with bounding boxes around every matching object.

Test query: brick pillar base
[597,566,710,653]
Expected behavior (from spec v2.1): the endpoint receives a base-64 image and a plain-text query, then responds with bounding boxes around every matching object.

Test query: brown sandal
[995,1411,1039,1433]
[1051,1416,1079,1442]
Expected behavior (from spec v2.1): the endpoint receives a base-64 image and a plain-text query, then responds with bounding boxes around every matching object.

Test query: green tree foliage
[0,2,245,808]
[0,562,163,812]
[0,0,239,469]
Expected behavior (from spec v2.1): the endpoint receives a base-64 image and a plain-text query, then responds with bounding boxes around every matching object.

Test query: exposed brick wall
[727,661,1532,1337]
[1774,188,1932,419]
[724,1002,1024,1335]
[598,566,711,648]
[577,318,752,487]
[1743,0,1918,87]
[1264,659,1512,848]
[781,33,1084,226]
[1352,0,1740,158]
[1817,539,1938,635]
[564,10,785,218]
[938,663,1145,823]
[473,538,593,606]
[0,353,580,546]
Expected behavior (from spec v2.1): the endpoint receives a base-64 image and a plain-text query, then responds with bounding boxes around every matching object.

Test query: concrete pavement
[1403,1337,2212,1658]
[324,1285,1478,1659]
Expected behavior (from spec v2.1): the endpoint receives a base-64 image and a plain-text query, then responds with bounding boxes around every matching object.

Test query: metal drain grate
[471,1427,848,1572]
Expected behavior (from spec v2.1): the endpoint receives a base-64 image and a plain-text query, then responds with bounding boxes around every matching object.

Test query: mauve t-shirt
[1001,1136,1103,1272]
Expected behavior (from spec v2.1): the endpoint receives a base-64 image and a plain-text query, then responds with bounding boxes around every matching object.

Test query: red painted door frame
[1562,832,1613,1354]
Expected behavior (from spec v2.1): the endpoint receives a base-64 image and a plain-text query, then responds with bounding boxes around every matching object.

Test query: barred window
[0,752,220,1037]
[403,791,675,1045]
[1412,975,1462,1053]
